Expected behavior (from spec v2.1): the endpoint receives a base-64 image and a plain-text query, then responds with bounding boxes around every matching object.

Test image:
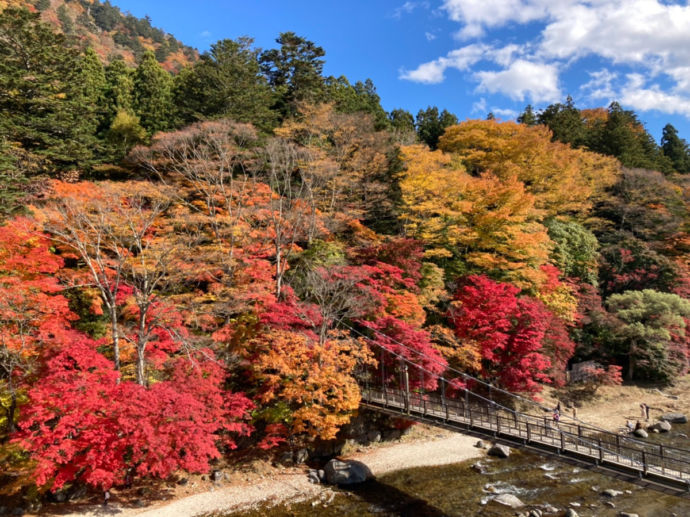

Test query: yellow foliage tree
[438,119,620,216]
[399,145,552,290]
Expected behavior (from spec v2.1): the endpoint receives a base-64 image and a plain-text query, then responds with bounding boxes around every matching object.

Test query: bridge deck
[360,386,690,498]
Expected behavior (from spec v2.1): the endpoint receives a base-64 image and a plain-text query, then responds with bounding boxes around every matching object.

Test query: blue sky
[111,0,690,141]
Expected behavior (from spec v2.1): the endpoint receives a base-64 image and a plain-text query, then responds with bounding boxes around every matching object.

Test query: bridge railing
[360,384,690,483]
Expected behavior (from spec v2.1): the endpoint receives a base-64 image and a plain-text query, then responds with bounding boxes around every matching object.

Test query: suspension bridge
[349,323,690,499]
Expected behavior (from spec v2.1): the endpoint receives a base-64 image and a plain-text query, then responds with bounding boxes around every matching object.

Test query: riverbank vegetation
[3,1,690,509]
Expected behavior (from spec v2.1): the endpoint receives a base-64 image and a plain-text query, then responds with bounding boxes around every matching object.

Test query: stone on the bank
[490,493,524,508]
[487,444,511,458]
[528,509,542,517]
[649,420,671,433]
[307,469,321,484]
[633,428,648,438]
[565,509,579,517]
[294,448,309,464]
[661,412,688,424]
[367,430,382,443]
[211,470,224,482]
[619,513,640,517]
[475,440,485,448]
[602,488,623,497]
[324,459,372,485]
[471,462,487,474]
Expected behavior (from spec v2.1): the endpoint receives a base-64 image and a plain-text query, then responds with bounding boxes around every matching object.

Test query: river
[221,425,690,517]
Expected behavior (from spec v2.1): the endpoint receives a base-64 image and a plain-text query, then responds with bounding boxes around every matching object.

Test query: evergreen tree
[517,104,537,126]
[389,109,415,134]
[589,102,671,173]
[76,48,108,136]
[537,96,586,146]
[132,50,174,134]
[174,37,276,130]
[661,123,690,174]
[415,106,458,149]
[0,8,97,173]
[105,57,135,123]
[322,76,388,129]
[259,31,325,117]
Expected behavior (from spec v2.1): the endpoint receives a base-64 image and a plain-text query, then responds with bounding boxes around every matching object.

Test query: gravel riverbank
[56,431,481,517]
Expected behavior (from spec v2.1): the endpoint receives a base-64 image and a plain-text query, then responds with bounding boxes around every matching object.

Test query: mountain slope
[0,0,196,70]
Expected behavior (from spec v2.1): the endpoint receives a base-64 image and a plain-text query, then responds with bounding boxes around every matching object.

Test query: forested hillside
[2,4,690,508]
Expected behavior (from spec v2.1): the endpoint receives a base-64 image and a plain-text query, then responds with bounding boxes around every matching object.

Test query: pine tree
[104,58,135,124]
[517,104,537,126]
[174,37,276,130]
[76,48,108,136]
[133,51,174,134]
[661,123,690,174]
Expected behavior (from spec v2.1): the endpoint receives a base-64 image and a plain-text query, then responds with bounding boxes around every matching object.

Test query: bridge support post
[526,422,531,444]
[642,451,647,477]
[464,389,469,419]
[402,361,410,415]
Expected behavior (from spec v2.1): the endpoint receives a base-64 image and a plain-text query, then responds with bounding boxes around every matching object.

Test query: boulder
[649,420,672,433]
[294,448,309,464]
[565,509,579,517]
[471,462,488,474]
[619,513,639,517]
[324,459,372,485]
[487,444,511,458]
[367,430,382,443]
[475,440,485,448]
[633,428,648,439]
[211,470,224,483]
[490,493,524,508]
[661,413,688,424]
[528,509,542,517]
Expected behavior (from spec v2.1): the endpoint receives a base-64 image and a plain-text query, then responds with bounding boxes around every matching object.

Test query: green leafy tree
[259,31,325,117]
[661,123,690,174]
[607,290,690,381]
[0,8,97,174]
[107,109,147,160]
[174,37,276,130]
[415,106,458,149]
[546,219,600,285]
[56,4,75,35]
[133,51,174,134]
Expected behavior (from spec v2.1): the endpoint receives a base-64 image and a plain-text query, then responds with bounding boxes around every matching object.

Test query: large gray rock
[633,428,648,439]
[490,493,524,508]
[565,509,579,517]
[487,444,511,458]
[661,412,688,424]
[324,459,372,485]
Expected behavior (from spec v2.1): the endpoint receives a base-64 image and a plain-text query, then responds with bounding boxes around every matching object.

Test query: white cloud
[580,69,618,101]
[471,97,487,114]
[393,1,430,18]
[425,31,437,41]
[405,0,690,118]
[492,107,519,119]
[200,30,212,39]
[475,60,561,102]
[400,44,488,83]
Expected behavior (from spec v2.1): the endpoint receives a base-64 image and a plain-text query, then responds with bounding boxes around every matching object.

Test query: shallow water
[221,427,690,517]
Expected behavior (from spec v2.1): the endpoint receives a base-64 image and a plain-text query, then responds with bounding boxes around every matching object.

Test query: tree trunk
[110,306,120,372]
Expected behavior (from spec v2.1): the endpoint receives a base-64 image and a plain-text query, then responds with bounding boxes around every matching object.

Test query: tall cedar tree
[133,51,174,134]
[0,8,98,174]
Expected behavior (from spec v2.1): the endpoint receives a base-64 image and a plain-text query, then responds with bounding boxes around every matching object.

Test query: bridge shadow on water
[341,478,450,517]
